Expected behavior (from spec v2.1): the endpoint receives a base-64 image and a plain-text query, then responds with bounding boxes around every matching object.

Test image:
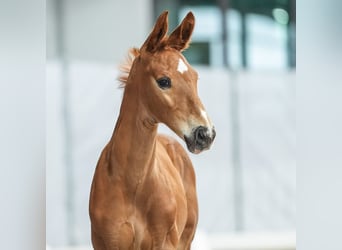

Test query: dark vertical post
[218,0,229,67]
[241,11,247,68]
[55,0,75,245]
[152,0,158,20]
[287,0,296,68]
[153,0,179,31]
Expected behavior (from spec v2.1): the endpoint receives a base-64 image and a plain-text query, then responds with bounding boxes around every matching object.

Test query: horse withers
[89,11,216,250]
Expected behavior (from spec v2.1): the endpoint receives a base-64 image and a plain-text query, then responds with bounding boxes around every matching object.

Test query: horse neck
[108,84,157,187]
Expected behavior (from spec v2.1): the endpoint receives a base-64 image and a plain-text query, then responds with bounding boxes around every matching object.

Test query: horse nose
[194,126,215,149]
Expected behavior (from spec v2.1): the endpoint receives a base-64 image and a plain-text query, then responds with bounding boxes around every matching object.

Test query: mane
[118,48,140,88]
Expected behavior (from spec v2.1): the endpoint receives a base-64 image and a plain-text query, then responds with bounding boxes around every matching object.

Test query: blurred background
[46,0,295,249]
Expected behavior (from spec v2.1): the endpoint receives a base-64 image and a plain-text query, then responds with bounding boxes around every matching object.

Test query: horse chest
[129,197,187,249]
[126,169,188,248]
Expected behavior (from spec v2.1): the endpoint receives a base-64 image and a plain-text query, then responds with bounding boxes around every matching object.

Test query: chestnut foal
[89,11,216,250]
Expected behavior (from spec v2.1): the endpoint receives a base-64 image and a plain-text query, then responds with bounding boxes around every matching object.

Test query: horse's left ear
[166,12,195,51]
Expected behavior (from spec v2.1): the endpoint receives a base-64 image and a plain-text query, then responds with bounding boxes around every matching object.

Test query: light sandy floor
[47,231,296,250]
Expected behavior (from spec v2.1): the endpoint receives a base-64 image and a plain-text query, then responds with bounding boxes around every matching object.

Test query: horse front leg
[150,224,179,250]
[91,221,135,250]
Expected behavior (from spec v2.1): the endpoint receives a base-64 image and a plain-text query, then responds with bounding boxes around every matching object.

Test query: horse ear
[166,12,195,51]
[141,11,169,53]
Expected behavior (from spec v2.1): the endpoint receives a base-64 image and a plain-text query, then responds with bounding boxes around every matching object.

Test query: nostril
[198,128,206,140]
[195,126,206,140]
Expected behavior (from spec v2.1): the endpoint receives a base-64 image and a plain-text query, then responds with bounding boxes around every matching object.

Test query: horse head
[124,11,216,154]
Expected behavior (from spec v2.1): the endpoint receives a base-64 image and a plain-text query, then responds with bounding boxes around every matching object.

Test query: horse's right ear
[166,12,195,51]
[141,11,169,53]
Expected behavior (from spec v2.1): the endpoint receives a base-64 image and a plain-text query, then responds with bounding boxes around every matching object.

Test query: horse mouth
[184,126,216,154]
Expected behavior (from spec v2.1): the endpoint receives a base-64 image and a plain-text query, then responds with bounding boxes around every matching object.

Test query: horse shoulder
[156,134,196,186]
[90,144,130,227]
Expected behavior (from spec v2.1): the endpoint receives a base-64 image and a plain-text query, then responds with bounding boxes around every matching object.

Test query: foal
[89,11,216,250]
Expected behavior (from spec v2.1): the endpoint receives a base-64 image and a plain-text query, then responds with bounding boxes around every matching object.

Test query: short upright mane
[118,48,140,88]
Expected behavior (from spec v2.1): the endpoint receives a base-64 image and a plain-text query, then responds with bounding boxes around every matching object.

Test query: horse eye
[156,77,171,89]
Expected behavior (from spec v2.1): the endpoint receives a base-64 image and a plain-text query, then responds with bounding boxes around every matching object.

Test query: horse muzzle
[184,126,216,154]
